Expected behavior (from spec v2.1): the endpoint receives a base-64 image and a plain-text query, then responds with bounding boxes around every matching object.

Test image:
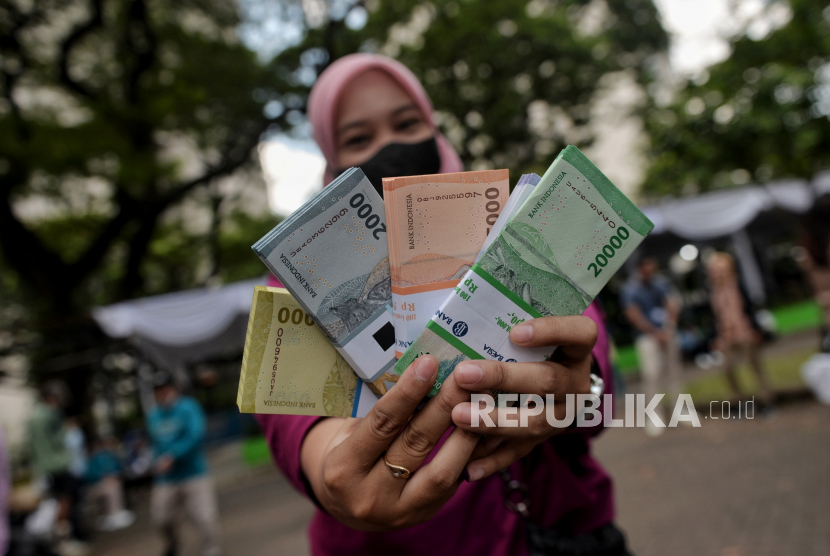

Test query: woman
[799,197,830,352]
[706,252,772,403]
[259,54,629,555]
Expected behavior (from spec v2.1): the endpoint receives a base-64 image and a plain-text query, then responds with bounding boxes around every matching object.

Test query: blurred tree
[0,0,279,326]
[1,0,671,321]
[249,0,668,175]
[642,0,830,198]
[0,0,287,391]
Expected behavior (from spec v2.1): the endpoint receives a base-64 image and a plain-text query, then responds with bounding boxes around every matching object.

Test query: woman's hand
[450,315,598,482]
[301,356,480,531]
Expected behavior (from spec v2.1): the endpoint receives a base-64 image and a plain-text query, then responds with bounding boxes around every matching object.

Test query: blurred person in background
[64,417,87,492]
[28,381,87,546]
[85,437,134,532]
[799,196,830,353]
[123,431,154,481]
[706,252,773,405]
[620,257,681,436]
[146,375,221,556]
[258,54,633,556]
[1,427,9,556]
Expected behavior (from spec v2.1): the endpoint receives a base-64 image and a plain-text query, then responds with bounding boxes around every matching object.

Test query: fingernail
[414,356,437,382]
[461,468,471,482]
[456,362,483,385]
[466,465,485,482]
[511,323,533,344]
[453,404,472,426]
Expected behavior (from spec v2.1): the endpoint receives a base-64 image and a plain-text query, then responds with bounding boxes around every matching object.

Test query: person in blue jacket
[85,436,135,531]
[146,374,221,556]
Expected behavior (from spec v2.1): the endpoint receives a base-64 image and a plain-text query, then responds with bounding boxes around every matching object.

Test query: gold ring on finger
[382,454,412,479]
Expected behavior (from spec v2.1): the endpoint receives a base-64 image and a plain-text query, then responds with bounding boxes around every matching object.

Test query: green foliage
[0,0,671,323]
[217,212,283,282]
[267,0,668,175]
[642,0,830,198]
[0,0,278,321]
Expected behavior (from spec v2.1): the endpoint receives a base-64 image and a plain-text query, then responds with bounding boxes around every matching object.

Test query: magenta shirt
[257,301,615,556]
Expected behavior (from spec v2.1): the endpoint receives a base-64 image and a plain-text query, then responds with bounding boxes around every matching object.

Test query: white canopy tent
[93,278,264,369]
[638,172,830,304]
[641,177,820,240]
[93,277,266,412]
[93,278,262,349]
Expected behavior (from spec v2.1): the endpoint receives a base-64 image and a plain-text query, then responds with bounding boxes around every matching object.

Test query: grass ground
[242,435,271,467]
[613,299,823,374]
[683,346,813,406]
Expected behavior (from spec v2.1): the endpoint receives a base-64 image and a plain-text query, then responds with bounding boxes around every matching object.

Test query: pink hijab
[268,54,464,288]
[307,53,464,184]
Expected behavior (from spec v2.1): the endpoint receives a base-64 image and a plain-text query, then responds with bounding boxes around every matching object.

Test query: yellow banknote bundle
[238,286,376,417]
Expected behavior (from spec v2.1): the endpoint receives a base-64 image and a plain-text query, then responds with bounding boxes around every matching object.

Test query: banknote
[475,173,540,263]
[393,146,655,396]
[237,286,377,417]
[252,168,399,397]
[382,170,510,358]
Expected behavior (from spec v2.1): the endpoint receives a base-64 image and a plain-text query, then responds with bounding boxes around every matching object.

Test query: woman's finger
[403,426,479,502]
[336,356,438,472]
[384,372,479,475]
[463,439,536,482]
[453,359,569,397]
[451,402,563,436]
[509,315,598,361]
[467,435,504,462]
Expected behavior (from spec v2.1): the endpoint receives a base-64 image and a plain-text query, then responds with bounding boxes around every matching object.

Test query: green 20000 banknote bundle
[238,146,653,416]
[392,146,655,395]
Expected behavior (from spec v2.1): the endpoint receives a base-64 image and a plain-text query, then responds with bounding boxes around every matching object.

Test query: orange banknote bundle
[382,170,510,357]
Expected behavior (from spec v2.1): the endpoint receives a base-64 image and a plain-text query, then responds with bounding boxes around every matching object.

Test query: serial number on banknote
[268,307,315,398]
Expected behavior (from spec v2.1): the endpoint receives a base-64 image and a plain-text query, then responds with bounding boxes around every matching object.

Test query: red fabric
[307,53,464,184]
[256,301,615,556]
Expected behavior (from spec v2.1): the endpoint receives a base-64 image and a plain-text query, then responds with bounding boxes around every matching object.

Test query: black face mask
[338,136,441,198]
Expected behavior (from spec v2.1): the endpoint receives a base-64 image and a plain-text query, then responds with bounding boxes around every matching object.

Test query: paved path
[598,400,830,556]
[92,400,830,556]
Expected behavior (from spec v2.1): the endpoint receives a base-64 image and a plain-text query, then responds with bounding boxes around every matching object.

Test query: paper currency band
[468,264,543,319]
[426,320,483,362]
[421,263,539,362]
[391,279,461,295]
[334,303,398,398]
[418,262,555,397]
[391,284,460,360]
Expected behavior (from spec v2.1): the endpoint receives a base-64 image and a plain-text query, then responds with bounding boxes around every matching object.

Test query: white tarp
[641,179,817,241]
[93,279,263,346]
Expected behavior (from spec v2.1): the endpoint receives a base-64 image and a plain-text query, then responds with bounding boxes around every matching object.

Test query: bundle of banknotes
[251,168,397,399]
[237,286,377,417]
[383,169,510,357]
[238,146,654,416]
